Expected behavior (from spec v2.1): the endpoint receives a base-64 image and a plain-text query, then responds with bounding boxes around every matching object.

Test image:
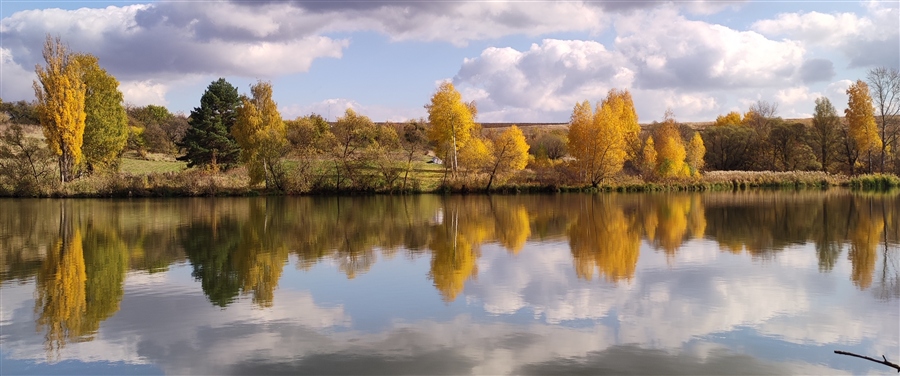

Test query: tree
[395,119,429,191]
[0,100,40,125]
[714,111,742,127]
[0,124,57,195]
[771,121,816,171]
[73,54,128,173]
[485,125,529,190]
[639,136,657,179]
[743,100,779,170]
[330,108,377,190]
[127,105,187,154]
[33,35,86,183]
[808,97,841,173]
[567,89,638,187]
[702,124,756,171]
[685,132,705,177]
[866,67,900,173]
[426,82,478,175]
[232,81,287,189]
[178,78,242,170]
[654,110,687,179]
[845,80,881,174]
[286,113,333,154]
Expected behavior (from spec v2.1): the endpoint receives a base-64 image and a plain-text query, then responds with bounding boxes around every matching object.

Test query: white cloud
[751,5,899,68]
[453,39,632,117]
[615,7,805,91]
[119,80,169,107]
[0,4,350,82]
[281,98,422,122]
[0,47,35,102]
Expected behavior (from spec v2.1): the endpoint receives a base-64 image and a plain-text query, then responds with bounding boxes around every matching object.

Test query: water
[1,192,898,375]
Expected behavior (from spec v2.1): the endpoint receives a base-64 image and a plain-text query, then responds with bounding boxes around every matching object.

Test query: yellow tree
[33,35,86,182]
[74,54,128,173]
[568,89,637,187]
[654,110,687,179]
[845,80,882,174]
[232,81,287,189]
[426,82,478,175]
[485,125,529,190]
[639,136,657,180]
[714,111,742,127]
[685,132,706,177]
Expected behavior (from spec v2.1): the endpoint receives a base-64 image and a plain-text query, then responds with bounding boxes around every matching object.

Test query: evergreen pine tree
[178,78,241,169]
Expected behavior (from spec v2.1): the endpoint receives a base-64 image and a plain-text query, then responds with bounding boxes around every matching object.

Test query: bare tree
[866,67,900,173]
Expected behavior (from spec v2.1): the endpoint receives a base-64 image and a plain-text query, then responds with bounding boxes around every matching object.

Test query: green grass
[119,157,187,174]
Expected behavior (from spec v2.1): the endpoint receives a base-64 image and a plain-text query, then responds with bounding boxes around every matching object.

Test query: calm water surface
[1,192,898,375]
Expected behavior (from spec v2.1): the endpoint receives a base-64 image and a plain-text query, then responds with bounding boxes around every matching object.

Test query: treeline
[1,35,898,197]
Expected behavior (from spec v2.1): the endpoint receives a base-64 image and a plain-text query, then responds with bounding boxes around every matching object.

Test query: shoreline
[2,171,897,198]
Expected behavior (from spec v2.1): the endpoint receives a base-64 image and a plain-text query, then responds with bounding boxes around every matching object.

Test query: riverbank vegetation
[1,36,899,197]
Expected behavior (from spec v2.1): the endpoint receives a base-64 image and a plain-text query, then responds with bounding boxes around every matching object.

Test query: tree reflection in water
[15,190,898,349]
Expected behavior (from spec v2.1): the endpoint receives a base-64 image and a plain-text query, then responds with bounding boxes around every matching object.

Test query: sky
[0,0,898,123]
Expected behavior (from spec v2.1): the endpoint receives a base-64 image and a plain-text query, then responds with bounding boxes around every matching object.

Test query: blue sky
[1,1,897,122]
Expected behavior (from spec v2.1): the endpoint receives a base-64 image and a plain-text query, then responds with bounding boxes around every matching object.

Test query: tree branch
[834,350,900,372]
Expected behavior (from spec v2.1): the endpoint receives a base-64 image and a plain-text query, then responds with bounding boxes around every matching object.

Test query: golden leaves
[33,35,86,182]
[232,80,286,188]
[426,82,478,174]
[568,89,639,186]
[845,80,882,155]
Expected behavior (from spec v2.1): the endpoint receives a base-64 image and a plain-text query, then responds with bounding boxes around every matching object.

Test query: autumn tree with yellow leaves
[639,136,658,179]
[568,89,640,187]
[426,82,479,176]
[33,36,86,183]
[485,125,529,190]
[232,80,288,189]
[654,110,688,179]
[714,111,742,127]
[845,80,882,174]
[685,132,706,177]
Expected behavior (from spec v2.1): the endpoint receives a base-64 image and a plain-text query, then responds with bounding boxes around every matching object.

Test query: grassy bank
[4,149,897,197]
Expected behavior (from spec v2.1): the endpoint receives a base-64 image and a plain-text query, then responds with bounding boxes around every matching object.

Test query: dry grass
[702,170,848,188]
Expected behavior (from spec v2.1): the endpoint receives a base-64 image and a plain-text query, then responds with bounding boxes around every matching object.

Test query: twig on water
[834,350,900,372]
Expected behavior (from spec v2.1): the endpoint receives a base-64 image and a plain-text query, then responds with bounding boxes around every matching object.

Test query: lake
[1,192,898,375]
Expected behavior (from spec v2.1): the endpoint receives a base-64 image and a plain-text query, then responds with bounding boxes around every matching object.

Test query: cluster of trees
[567,90,706,187]
[6,35,899,195]
[1,36,190,194]
[704,68,899,176]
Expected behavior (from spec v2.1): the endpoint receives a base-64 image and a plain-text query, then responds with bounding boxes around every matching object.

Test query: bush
[0,124,59,196]
[849,173,900,190]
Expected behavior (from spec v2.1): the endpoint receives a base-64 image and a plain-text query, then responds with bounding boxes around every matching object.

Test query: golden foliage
[485,125,530,189]
[714,111,742,127]
[654,111,688,179]
[232,81,286,188]
[845,80,882,155]
[685,132,706,177]
[426,82,478,174]
[33,35,86,182]
[639,136,657,179]
[568,89,639,186]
